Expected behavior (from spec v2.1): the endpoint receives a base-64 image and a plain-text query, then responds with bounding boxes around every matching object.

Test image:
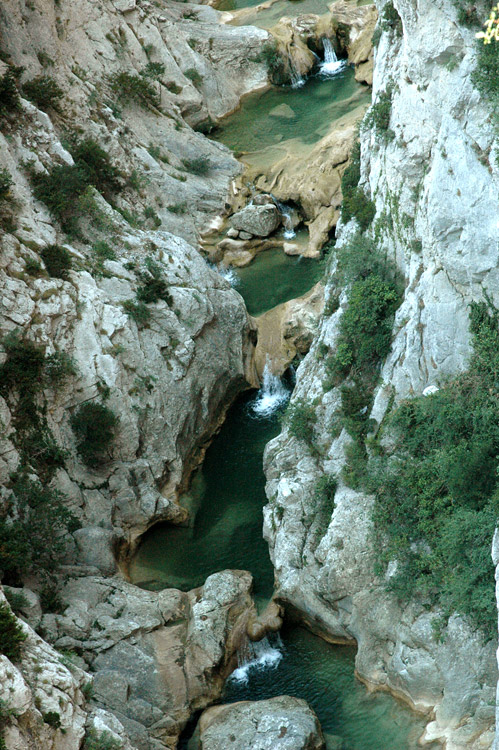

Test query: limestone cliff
[263,0,499,747]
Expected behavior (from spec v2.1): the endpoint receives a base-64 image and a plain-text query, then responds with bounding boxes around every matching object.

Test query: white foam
[251,362,290,418]
[229,636,283,684]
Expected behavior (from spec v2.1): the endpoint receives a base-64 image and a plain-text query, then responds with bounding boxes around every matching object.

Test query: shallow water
[218,0,372,29]
[129,389,288,604]
[211,67,369,172]
[224,626,439,750]
[235,242,323,316]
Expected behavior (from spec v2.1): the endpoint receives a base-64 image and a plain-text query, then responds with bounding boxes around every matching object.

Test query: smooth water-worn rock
[230,203,282,237]
[192,696,325,750]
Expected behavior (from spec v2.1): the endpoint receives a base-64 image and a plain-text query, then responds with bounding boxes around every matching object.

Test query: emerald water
[224,626,436,750]
[217,0,372,30]
[212,67,370,172]
[234,244,323,315]
[129,388,288,605]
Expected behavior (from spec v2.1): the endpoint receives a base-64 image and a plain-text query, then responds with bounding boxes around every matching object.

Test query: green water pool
[217,0,372,30]
[129,389,286,604]
[234,243,323,316]
[211,66,369,172]
[224,625,438,750]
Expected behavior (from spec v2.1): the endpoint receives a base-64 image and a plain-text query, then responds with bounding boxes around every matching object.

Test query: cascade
[319,38,346,77]
[289,59,306,88]
[250,360,290,417]
[272,197,297,239]
[229,634,284,685]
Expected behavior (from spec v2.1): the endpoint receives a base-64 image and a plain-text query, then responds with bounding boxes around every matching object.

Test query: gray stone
[194,696,325,750]
[230,204,281,237]
[239,231,252,240]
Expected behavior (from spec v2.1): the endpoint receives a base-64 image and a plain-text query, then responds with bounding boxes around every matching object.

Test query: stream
[130,10,439,749]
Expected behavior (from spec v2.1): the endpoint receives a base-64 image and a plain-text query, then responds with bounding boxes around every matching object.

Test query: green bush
[0,67,21,117]
[136,258,172,305]
[184,68,203,87]
[454,1,480,26]
[0,474,78,579]
[364,88,395,142]
[40,244,72,279]
[83,728,121,750]
[22,75,63,111]
[122,299,151,326]
[340,141,375,231]
[181,156,210,175]
[283,398,317,446]
[250,42,286,85]
[472,36,499,111]
[380,1,403,34]
[367,301,499,637]
[3,589,29,614]
[71,402,119,467]
[0,603,27,661]
[312,474,337,514]
[141,62,165,80]
[43,712,61,728]
[168,202,187,214]
[0,168,13,200]
[30,138,121,232]
[110,71,159,109]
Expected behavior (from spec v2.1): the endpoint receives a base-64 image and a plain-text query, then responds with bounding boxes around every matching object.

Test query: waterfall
[229,634,284,685]
[207,260,239,287]
[272,197,296,239]
[319,38,346,77]
[289,59,305,89]
[250,361,290,418]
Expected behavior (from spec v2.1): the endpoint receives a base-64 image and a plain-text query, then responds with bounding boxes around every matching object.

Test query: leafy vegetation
[250,41,286,85]
[380,1,403,34]
[30,137,121,233]
[282,398,317,447]
[340,140,375,231]
[321,234,402,484]
[83,728,122,750]
[22,75,63,111]
[184,68,203,87]
[0,602,27,661]
[472,34,499,117]
[181,156,210,175]
[40,244,72,279]
[0,698,18,750]
[110,71,159,109]
[122,299,151,326]
[71,402,119,467]
[0,168,13,200]
[0,67,21,118]
[364,87,395,142]
[367,300,499,637]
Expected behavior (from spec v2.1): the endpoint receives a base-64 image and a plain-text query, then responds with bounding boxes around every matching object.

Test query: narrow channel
[130,19,438,750]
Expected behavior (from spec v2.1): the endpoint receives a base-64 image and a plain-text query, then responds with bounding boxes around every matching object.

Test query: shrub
[165,81,182,95]
[110,71,159,109]
[168,202,187,214]
[43,712,61,728]
[380,1,402,34]
[251,42,286,85]
[340,140,375,231]
[364,88,395,142]
[93,240,116,261]
[69,138,121,197]
[122,299,151,326]
[181,156,210,175]
[0,603,27,661]
[367,301,499,637]
[83,728,121,750]
[0,67,21,117]
[0,474,78,578]
[30,138,121,232]
[312,474,337,514]
[454,1,480,26]
[141,62,165,80]
[283,398,317,446]
[472,35,499,110]
[183,68,203,87]
[71,402,119,466]
[25,258,44,276]
[0,168,13,200]
[3,589,29,613]
[136,257,172,305]
[22,75,63,111]
[40,244,72,279]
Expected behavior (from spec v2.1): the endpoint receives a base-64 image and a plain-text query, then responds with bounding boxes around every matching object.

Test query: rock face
[192,696,326,750]
[230,203,282,237]
[39,570,255,749]
[263,0,499,748]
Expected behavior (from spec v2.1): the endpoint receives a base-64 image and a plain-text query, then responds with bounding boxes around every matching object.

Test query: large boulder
[192,696,325,750]
[230,204,281,237]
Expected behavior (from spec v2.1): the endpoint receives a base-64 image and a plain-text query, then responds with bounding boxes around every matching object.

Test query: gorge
[0,0,498,749]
